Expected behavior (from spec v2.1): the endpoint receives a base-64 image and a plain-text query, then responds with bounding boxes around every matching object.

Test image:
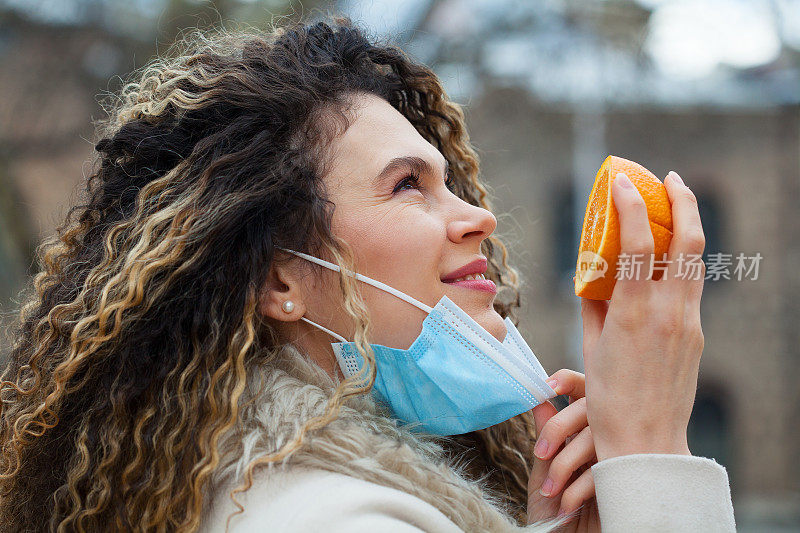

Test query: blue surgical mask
[279,248,559,436]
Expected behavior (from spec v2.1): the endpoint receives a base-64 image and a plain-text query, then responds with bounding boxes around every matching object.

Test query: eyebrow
[372,155,449,186]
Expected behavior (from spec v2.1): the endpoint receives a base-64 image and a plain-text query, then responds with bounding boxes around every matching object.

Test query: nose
[446,199,497,244]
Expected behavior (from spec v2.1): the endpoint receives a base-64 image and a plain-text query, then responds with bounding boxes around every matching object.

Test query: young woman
[0,16,735,532]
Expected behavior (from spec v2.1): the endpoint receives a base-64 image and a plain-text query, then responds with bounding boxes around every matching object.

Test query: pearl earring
[281,300,295,313]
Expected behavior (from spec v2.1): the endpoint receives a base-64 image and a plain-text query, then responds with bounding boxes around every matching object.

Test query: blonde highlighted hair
[0,14,566,532]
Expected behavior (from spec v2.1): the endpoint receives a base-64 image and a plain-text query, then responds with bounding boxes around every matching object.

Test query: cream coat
[199,346,736,532]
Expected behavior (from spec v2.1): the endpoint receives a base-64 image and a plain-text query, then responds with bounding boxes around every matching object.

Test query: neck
[282,319,345,381]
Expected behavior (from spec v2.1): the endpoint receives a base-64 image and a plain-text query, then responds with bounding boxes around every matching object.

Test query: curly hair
[0,14,550,532]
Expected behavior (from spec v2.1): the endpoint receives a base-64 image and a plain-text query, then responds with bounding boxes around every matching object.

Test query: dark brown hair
[0,14,538,531]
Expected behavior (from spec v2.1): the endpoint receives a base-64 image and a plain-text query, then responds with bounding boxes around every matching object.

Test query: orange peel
[575,155,673,300]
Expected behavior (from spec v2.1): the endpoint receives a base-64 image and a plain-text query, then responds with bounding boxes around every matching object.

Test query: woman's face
[279,92,506,374]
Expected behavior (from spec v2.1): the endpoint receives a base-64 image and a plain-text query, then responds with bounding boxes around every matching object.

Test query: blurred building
[1,0,798,529]
[465,91,800,530]
[369,1,800,529]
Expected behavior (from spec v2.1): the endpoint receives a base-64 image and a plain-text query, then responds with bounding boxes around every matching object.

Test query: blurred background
[0,0,797,529]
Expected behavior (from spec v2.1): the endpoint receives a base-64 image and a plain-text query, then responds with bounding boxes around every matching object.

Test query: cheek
[336,207,443,283]
[333,206,446,347]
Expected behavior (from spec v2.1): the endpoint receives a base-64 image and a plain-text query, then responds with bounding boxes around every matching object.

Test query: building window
[554,182,579,286]
[695,190,726,287]
[687,384,732,470]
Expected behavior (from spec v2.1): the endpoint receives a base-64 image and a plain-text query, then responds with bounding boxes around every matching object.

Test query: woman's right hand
[581,170,706,461]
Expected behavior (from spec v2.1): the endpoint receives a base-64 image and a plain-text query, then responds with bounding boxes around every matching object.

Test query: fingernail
[539,477,554,497]
[668,170,685,186]
[545,378,558,392]
[615,172,633,189]
[534,438,549,459]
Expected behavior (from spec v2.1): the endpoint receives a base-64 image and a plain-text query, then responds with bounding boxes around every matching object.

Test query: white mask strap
[277,248,434,314]
[299,316,347,343]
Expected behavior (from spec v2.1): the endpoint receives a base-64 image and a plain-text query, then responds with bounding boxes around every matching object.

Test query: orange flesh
[575,155,673,300]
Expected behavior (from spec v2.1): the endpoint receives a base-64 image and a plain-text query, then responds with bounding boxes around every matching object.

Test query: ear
[259,258,307,322]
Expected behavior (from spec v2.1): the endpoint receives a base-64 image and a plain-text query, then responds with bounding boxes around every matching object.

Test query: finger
[527,453,560,523]
[611,172,655,294]
[527,413,560,523]
[580,298,608,358]
[542,426,596,498]
[534,397,588,460]
[527,443,551,489]
[531,401,557,463]
[663,171,706,295]
[558,466,596,517]
[531,400,557,438]
[546,369,586,400]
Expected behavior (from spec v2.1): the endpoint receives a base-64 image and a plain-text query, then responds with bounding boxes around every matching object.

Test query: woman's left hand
[527,369,601,531]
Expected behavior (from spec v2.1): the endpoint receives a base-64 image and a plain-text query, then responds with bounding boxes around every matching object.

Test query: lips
[445,277,497,294]
[441,258,488,282]
[442,258,497,294]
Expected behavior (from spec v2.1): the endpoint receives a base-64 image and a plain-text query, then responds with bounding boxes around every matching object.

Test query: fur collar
[206,344,558,532]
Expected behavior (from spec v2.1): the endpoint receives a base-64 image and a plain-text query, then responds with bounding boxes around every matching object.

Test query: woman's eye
[393,173,421,193]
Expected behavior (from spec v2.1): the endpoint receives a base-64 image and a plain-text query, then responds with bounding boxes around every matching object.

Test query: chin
[479,309,508,342]
[444,289,507,340]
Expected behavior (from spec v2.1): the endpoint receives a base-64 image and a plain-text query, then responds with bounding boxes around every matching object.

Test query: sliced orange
[574,155,673,300]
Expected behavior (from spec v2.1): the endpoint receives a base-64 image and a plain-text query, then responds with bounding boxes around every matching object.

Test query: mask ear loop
[277,248,434,314]
[275,247,434,345]
[298,316,347,343]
